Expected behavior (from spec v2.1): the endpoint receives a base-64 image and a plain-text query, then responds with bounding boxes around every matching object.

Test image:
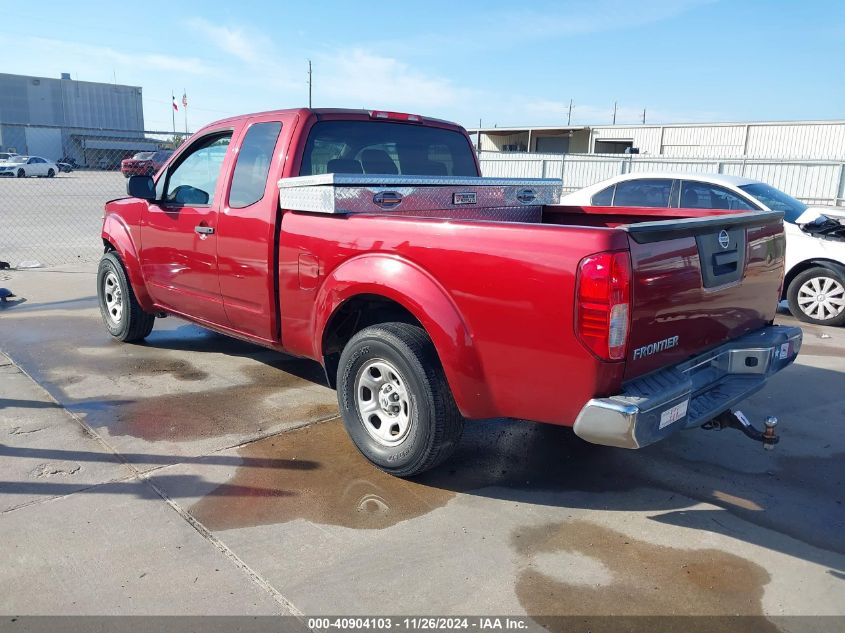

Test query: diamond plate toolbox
[277,174,562,219]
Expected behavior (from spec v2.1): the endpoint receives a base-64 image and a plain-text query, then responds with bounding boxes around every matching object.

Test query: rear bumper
[573,325,802,449]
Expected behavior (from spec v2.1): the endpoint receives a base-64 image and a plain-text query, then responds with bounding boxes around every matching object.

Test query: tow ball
[703,410,779,450]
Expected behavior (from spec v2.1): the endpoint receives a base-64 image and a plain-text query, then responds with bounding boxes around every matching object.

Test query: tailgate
[623,210,786,380]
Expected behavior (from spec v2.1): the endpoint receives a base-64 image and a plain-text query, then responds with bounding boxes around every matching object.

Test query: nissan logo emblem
[718,230,730,249]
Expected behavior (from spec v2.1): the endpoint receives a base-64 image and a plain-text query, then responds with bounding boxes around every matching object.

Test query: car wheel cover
[797,275,845,321]
[355,358,412,446]
[102,271,124,325]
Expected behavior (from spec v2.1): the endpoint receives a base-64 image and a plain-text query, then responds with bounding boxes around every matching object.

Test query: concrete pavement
[0,264,843,622]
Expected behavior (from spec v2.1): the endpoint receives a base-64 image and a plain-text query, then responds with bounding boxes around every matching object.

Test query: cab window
[300,120,477,177]
[229,122,282,208]
[163,133,232,206]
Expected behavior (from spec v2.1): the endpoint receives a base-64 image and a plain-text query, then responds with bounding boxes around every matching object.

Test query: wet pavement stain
[513,520,777,631]
[103,362,337,443]
[189,421,455,530]
[0,311,339,444]
[107,357,209,382]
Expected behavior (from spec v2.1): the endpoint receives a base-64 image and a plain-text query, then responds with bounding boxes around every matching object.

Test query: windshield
[299,120,478,177]
[739,183,807,223]
[133,152,155,160]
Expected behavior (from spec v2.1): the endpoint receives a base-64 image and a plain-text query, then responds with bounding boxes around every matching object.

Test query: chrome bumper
[573,325,803,449]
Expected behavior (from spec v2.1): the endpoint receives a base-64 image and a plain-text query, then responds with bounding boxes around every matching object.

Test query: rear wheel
[337,322,463,477]
[47,168,55,178]
[787,266,845,326]
[97,251,155,342]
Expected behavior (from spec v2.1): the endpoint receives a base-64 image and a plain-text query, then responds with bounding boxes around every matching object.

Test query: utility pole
[567,99,573,126]
[307,59,312,108]
[612,101,617,125]
[477,118,482,153]
[642,107,647,125]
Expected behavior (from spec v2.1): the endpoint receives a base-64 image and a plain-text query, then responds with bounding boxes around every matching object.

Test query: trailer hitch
[703,410,779,450]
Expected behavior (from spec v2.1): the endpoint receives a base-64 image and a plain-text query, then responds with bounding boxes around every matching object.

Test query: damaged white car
[561,173,845,326]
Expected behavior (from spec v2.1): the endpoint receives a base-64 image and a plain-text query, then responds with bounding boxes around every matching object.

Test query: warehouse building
[467,119,845,160]
[0,72,157,166]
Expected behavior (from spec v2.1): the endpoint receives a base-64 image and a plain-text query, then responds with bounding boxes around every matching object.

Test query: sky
[3,0,843,132]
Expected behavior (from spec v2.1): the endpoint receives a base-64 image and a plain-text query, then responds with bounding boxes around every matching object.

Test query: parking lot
[1,262,843,624]
[0,170,125,266]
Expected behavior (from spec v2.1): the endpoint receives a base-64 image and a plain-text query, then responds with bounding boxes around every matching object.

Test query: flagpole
[183,89,188,135]
[171,91,176,137]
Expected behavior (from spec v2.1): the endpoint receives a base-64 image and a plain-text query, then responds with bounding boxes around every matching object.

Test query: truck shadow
[142,324,330,387]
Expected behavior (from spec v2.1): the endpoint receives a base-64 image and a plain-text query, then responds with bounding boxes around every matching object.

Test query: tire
[97,251,155,342]
[47,168,55,178]
[787,266,845,326]
[337,322,463,477]
[16,168,25,178]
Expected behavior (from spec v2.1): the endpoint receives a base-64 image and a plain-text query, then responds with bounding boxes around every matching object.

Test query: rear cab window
[299,120,478,177]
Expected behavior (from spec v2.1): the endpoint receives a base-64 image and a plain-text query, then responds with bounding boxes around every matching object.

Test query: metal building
[468,120,845,160]
[0,72,156,166]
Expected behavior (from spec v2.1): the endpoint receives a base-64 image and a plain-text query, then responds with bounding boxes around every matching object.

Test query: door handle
[194,225,215,235]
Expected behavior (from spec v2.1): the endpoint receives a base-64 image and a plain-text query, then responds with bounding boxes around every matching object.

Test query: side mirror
[127,175,156,201]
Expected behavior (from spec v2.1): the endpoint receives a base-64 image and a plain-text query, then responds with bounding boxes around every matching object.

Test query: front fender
[312,254,494,419]
[101,212,154,312]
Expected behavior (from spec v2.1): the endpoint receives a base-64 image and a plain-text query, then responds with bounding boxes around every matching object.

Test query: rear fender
[313,254,494,419]
[101,213,154,312]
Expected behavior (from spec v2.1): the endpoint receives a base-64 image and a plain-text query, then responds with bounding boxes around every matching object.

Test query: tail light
[576,251,632,361]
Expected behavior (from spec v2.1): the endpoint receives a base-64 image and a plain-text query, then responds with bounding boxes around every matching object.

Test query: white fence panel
[478,152,845,206]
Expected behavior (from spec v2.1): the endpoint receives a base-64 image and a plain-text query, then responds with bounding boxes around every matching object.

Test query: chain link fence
[0,124,189,268]
[5,123,845,269]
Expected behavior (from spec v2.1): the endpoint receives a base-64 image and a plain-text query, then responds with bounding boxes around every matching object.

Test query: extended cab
[99,108,801,476]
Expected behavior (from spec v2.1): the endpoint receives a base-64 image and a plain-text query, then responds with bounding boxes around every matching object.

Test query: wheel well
[322,294,423,388]
[103,238,116,253]
[783,259,845,298]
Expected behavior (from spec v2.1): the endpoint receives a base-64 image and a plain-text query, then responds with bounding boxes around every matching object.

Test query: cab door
[216,115,293,341]
[140,128,236,324]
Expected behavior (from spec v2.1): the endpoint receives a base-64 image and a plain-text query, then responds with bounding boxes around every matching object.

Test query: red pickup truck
[98,108,801,476]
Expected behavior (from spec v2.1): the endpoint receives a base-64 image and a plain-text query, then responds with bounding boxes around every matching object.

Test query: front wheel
[97,251,155,342]
[47,168,55,177]
[337,322,463,477]
[787,266,845,326]
[16,168,25,178]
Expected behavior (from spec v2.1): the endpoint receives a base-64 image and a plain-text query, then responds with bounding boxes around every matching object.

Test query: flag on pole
[172,95,178,111]
[182,92,188,108]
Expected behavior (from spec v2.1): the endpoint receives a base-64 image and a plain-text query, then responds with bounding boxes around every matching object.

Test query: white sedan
[0,156,60,178]
[560,172,845,326]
